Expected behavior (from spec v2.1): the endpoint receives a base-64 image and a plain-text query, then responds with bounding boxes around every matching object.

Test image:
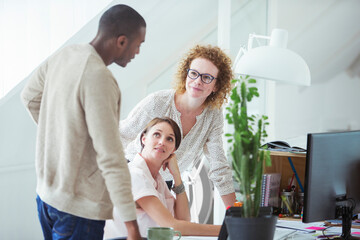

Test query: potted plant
[224,75,277,239]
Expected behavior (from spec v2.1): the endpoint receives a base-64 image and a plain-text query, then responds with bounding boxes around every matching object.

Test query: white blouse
[119,89,234,195]
[104,154,175,238]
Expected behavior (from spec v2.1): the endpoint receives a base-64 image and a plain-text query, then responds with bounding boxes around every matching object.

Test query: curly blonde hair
[173,44,233,109]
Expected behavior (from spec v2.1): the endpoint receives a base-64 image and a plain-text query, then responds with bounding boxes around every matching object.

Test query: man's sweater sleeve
[80,66,136,221]
[20,61,47,124]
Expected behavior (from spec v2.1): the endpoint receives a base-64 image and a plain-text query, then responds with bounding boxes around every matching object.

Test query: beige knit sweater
[21,44,136,221]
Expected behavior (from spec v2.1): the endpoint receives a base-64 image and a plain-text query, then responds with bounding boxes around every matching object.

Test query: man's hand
[124,220,142,240]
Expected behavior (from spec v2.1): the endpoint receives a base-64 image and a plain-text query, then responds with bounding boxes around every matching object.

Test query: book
[261,173,282,207]
[262,140,306,153]
[261,174,267,206]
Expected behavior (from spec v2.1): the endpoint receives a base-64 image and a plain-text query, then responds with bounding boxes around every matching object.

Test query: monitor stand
[333,199,360,240]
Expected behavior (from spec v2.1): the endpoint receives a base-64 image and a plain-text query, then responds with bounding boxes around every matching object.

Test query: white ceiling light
[234,28,311,86]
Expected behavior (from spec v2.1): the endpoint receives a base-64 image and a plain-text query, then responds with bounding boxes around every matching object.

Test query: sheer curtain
[0,0,112,99]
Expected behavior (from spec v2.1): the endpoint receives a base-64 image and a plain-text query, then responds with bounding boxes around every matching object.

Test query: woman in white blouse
[104,117,221,238]
[120,44,236,207]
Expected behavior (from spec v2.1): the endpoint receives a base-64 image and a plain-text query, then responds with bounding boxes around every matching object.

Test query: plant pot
[225,214,277,240]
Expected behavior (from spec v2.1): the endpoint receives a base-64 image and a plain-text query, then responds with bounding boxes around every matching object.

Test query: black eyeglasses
[187,69,216,84]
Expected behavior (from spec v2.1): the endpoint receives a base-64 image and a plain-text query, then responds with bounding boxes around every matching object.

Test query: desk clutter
[275,219,360,240]
[220,205,360,240]
[228,133,360,239]
[258,149,360,239]
[260,172,304,218]
[259,147,307,219]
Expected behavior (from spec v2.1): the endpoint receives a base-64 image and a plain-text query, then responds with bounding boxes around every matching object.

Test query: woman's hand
[162,154,181,181]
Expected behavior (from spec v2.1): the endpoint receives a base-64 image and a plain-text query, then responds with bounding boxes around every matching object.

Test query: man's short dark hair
[98,4,146,40]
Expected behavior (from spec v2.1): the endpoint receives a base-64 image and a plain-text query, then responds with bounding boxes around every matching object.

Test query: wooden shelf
[269,151,306,158]
[265,151,306,192]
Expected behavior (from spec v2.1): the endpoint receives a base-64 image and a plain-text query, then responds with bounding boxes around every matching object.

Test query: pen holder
[280,191,294,216]
[294,192,304,214]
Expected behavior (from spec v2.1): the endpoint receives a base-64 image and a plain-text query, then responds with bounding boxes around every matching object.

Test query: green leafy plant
[225,75,271,218]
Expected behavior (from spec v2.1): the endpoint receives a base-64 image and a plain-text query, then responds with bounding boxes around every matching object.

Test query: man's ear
[117,35,128,48]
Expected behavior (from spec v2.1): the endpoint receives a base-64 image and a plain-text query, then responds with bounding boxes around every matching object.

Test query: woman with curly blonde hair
[120,44,237,207]
[174,44,232,110]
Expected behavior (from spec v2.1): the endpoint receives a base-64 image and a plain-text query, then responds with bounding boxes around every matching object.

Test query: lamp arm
[248,33,271,50]
[234,32,271,72]
[233,46,246,72]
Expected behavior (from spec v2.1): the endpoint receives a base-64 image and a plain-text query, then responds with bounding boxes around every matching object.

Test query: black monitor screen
[303,130,360,224]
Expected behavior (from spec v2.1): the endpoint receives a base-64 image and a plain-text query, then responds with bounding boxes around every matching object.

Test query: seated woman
[104,117,221,239]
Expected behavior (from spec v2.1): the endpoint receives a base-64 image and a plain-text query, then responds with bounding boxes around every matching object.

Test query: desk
[180,228,360,240]
[181,237,217,240]
[275,219,360,240]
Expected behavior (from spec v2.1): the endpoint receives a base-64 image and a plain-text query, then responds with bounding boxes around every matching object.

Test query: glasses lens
[188,69,199,79]
[201,74,214,84]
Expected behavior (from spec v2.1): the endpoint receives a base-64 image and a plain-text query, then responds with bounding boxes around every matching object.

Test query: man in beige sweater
[21,4,146,240]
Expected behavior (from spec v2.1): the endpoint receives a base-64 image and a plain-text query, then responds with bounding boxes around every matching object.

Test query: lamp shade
[234,29,311,86]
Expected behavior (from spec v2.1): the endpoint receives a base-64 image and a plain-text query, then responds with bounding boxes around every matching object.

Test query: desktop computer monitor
[303,130,360,239]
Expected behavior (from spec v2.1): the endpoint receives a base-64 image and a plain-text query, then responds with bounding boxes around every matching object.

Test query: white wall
[0,81,40,238]
[274,71,360,145]
[0,2,111,239]
[266,0,360,146]
[0,0,113,99]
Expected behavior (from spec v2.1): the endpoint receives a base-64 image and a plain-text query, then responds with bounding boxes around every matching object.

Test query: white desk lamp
[233,28,311,86]
[226,28,311,207]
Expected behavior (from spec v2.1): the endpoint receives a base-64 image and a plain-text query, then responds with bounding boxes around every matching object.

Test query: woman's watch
[172,182,185,194]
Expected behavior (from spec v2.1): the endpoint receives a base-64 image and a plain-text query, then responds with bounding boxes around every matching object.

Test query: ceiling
[3,0,358,111]
[273,0,360,83]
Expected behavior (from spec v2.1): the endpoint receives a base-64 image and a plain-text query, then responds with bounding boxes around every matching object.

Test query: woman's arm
[136,196,221,236]
[203,110,237,206]
[221,192,237,207]
[163,154,190,221]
